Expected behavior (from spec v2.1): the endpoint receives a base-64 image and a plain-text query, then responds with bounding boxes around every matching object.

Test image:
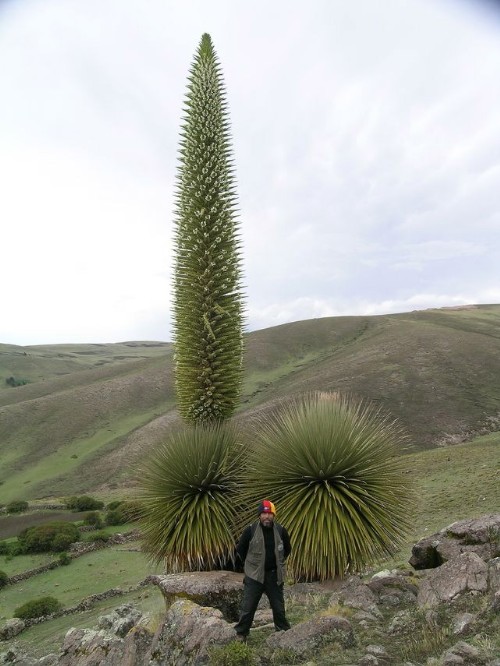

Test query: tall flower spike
[173,34,244,425]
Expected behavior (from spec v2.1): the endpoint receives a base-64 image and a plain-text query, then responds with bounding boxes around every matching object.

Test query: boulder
[417,552,488,607]
[329,576,381,617]
[58,625,153,666]
[0,619,25,641]
[410,514,500,570]
[148,571,243,622]
[452,612,475,635]
[97,603,143,637]
[148,599,235,666]
[0,646,38,665]
[441,640,481,665]
[367,573,418,607]
[266,615,355,658]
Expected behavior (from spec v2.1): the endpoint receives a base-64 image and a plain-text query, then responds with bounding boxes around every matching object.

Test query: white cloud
[1,0,499,344]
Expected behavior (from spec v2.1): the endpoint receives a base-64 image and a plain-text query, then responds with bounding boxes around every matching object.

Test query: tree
[173,33,244,425]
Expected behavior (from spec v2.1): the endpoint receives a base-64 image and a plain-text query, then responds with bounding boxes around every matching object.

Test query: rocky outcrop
[148,570,243,622]
[149,599,235,665]
[2,514,500,665]
[410,514,500,569]
[417,551,489,607]
[0,619,25,641]
[266,615,355,657]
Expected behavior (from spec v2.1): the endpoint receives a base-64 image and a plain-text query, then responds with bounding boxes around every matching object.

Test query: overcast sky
[1,0,499,345]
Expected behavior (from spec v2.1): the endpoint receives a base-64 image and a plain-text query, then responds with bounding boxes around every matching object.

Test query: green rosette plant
[138,423,245,571]
[242,392,414,581]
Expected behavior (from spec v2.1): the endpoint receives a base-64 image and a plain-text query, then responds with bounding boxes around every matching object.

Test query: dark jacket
[236,521,291,584]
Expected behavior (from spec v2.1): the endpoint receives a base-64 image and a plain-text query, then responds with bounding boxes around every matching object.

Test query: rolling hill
[1,304,499,504]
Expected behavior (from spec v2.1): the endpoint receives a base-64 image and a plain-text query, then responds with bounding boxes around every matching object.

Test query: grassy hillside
[0,430,498,659]
[0,304,499,503]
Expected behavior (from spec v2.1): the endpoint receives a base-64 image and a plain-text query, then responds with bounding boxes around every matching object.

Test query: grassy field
[0,541,161,618]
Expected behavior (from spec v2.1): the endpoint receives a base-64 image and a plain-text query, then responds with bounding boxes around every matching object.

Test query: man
[234,499,291,641]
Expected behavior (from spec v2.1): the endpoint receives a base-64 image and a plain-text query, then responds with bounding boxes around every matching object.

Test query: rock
[452,612,475,635]
[367,574,418,604]
[417,552,489,607]
[0,619,25,641]
[148,599,235,665]
[148,570,243,622]
[365,644,389,660]
[488,557,500,592]
[358,655,378,665]
[97,604,143,637]
[490,589,500,613]
[387,610,416,636]
[441,640,481,665]
[410,515,500,570]
[266,615,355,658]
[0,646,37,664]
[329,576,381,617]
[58,624,154,666]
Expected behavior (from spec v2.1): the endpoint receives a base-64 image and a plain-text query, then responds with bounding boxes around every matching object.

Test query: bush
[14,596,62,620]
[105,508,126,526]
[0,570,8,589]
[65,495,104,511]
[5,376,29,387]
[208,642,257,666]
[18,521,80,554]
[6,500,29,514]
[58,552,71,566]
[106,500,123,511]
[87,530,110,543]
[83,511,103,528]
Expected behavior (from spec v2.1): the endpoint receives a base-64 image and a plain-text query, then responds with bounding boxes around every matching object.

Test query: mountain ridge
[1,304,499,503]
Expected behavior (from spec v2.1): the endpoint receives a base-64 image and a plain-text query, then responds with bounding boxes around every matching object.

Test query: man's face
[260,511,274,527]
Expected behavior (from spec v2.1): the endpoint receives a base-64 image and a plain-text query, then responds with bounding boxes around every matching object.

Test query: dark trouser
[234,570,291,637]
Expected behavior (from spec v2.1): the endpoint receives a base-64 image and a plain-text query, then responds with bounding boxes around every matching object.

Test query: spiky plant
[137,423,245,571]
[241,392,414,581]
[173,33,244,425]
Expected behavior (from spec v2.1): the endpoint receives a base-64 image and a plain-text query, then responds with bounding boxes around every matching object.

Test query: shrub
[58,552,71,566]
[14,596,62,620]
[241,392,414,581]
[18,521,80,553]
[51,532,76,552]
[6,500,29,514]
[106,500,123,511]
[88,530,110,543]
[105,508,127,526]
[5,376,29,387]
[0,570,8,589]
[83,511,103,528]
[121,500,142,523]
[208,641,257,666]
[65,495,104,511]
